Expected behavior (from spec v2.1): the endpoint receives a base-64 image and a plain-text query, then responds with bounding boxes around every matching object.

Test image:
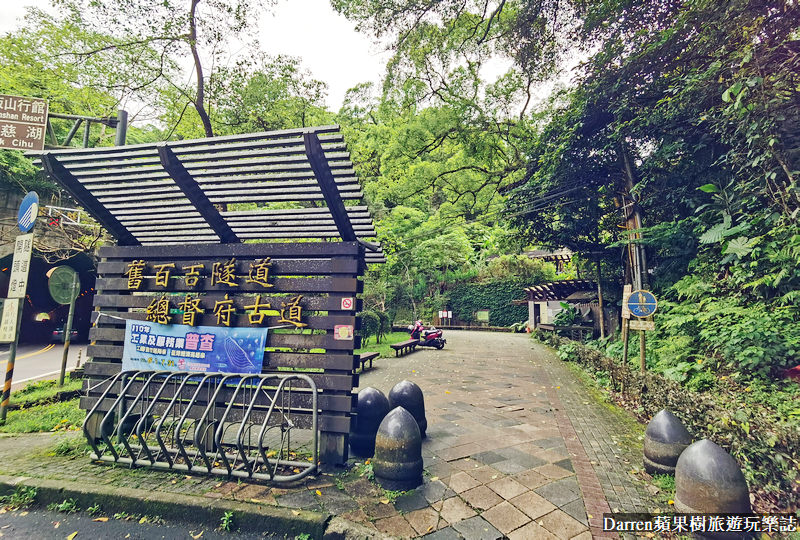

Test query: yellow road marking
[0,343,56,366]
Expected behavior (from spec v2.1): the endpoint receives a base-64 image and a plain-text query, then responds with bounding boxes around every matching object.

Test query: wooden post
[640,329,646,374]
[622,318,630,365]
[595,259,605,339]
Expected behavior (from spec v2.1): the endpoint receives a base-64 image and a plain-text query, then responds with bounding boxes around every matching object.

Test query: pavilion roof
[32,125,384,263]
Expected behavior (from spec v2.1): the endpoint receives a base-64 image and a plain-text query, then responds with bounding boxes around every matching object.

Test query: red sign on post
[0,95,48,151]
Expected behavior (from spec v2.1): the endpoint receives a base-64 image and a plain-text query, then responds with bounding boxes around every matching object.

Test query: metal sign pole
[58,272,79,386]
[0,300,25,424]
[0,193,39,424]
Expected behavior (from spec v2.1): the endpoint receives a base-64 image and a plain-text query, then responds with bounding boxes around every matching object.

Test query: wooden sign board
[0,95,48,151]
[82,241,366,465]
[621,284,632,319]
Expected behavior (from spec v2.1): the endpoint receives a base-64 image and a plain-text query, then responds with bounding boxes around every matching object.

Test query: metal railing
[82,370,318,482]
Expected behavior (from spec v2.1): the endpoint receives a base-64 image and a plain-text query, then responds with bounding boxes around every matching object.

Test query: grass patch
[11,378,82,409]
[355,331,414,358]
[50,433,90,458]
[0,398,84,434]
[651,473,677,506]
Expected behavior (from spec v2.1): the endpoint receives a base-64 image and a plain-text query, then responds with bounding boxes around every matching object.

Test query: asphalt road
[0,341,88,391]
[0,508,286,539]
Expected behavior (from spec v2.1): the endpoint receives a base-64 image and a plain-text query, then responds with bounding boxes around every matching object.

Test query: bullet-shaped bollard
[675,439,751,539]
[350,387,391,458]
[388,380,427,438]
[372,407,424,491]
[643,409,692,475]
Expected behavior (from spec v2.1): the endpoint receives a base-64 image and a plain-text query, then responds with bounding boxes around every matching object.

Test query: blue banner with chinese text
[122,320,268,374]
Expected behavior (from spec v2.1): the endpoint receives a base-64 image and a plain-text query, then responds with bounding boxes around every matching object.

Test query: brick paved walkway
[348,330,662,539]
[0,331,663,539]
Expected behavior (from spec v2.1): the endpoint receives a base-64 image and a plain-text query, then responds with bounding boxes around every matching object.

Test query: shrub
[360,311,381,346]
[533,330,800,512]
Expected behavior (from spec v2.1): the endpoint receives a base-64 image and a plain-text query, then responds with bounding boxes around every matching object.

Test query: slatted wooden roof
[524,279,597,301]
[31,125,384,263]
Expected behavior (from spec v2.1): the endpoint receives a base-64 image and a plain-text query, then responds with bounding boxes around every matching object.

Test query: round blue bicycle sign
[17,191,39,233]
[627,290,658,318]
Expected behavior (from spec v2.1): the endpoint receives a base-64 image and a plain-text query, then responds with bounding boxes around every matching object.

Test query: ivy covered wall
[448,279,529,327]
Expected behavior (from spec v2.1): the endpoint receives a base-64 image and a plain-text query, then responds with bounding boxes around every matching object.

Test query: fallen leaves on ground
[190,531,203,539]
[93,517,108,522]
[66,533,78,540]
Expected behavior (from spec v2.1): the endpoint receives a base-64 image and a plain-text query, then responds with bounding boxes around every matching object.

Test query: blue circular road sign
[17,191,39,233]
[627,289,658,318]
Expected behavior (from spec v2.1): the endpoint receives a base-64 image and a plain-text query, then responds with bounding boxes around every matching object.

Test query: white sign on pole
[8,233,34,299]
[0,299,19,343]
[447,311,452,318]
[621,284,632,320]
[629,319,655,331]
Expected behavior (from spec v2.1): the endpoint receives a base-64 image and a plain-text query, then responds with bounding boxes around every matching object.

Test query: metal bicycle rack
[82,370,318,482]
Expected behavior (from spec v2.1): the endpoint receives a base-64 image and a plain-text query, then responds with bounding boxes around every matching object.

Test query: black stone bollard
[675,439,751,539]
[643,409,692,475]
[349,387,391,458]
[388,380,427,438]
[372,407,424,491]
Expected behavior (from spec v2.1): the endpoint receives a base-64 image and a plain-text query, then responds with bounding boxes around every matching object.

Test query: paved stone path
[349,330,663,539]
[0,330,664,539]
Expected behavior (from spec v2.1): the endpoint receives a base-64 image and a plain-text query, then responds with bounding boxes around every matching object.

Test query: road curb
[0,474,329,538]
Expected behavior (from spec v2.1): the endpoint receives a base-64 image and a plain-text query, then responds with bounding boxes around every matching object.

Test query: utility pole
[619,143,649,373]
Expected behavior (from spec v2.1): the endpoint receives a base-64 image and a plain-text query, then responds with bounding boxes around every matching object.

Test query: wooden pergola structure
[32,125,382,467]
[523,279,596,302]
[35,125,383,262]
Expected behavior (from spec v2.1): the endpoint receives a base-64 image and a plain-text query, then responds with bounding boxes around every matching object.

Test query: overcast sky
[0,0,390,111]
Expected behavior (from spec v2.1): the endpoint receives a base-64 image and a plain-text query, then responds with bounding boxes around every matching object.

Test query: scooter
[408,320,446,349]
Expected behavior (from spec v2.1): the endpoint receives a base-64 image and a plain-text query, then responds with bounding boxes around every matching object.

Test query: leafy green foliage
[48,498,79,513]
[359,311,381,346]
[537,331,800,512]
[220,511,235,531]
[552,302,578,326]
[448,279,529,327]
[0,486,36,510]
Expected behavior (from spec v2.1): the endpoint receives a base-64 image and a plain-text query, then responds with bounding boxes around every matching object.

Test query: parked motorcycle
[408,320,446,349]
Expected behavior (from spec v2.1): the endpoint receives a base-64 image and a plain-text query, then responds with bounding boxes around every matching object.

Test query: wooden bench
[359,352,379,372]
[390,339,419,357]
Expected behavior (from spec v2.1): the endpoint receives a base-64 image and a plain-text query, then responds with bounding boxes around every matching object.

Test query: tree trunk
[189,0,214,137]
[620,142,648,289]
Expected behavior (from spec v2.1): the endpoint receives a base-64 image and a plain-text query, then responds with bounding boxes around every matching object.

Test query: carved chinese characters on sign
[211,259,238,287]
[178,295,204,326]
[182,264,203,287]
[146,296,172,325]
[213,294,235,326]
[278,295,307,328]
[246,258,273,287]
[244,295,271,324]
[125,260,146,290]
[124,259,278,290]
[123,258,307,328]
[154,263,175,287]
